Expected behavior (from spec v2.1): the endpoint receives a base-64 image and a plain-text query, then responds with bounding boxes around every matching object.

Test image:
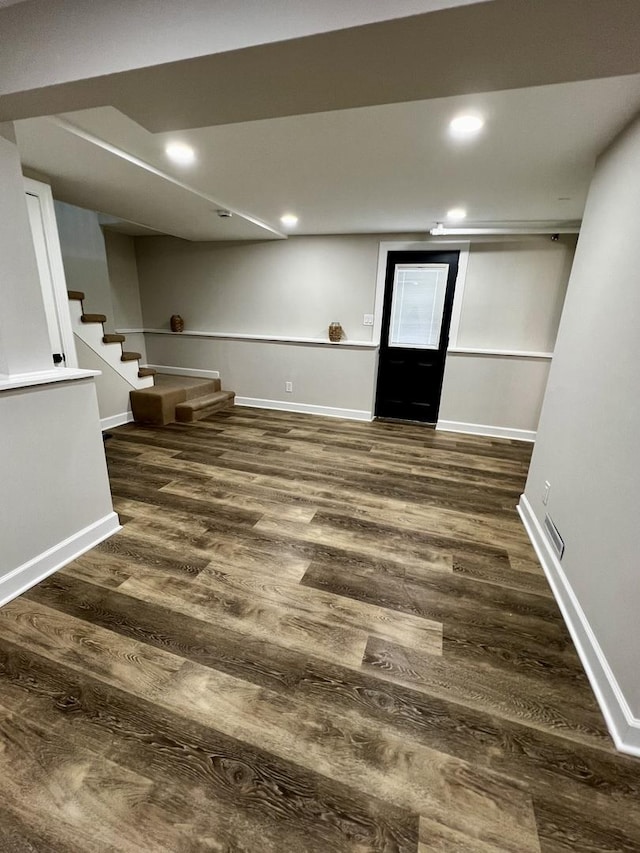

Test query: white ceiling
[7,1,640,241]
[0,0,485,97]
[15,73,640,239]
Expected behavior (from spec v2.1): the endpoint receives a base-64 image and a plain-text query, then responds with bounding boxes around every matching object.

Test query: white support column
[0,123,52,376]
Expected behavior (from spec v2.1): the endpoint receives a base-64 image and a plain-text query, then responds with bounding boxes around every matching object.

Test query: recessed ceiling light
[449,114,484,137]
[165,142,196,165]
[280,213,299,228]
[446,208,467,221]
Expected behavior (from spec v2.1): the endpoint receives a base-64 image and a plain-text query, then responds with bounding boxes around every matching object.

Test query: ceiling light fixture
[446,208,467,221]
[449,114,484,138]
[430,221,581,237]
[165,141,196,165]
[280,213,299,228]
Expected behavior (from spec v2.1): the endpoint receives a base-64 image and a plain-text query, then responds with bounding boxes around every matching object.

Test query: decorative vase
[170,314,184,333]
[328,321,343,342]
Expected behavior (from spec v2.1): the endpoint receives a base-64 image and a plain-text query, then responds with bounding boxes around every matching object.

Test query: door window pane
[388,264,449,349]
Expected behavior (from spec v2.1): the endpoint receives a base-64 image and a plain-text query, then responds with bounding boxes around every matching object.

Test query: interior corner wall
[54,199,116,332]
[438,237,575,435]
[103,229,147,362]
[456,238,575,352]
[522,114,640,747]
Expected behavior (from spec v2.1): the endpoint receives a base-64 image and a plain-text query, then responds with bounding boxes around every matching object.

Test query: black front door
[375,250,459,423]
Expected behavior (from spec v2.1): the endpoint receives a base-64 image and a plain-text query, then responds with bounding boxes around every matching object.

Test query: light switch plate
[363,314,374,326]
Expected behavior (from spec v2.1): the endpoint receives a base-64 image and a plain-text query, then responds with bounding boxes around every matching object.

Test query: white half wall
[0,377,118,603]
[145,333,377,418]
[522,114,640,754]
[438,353,551,437]
[75,337,135,428]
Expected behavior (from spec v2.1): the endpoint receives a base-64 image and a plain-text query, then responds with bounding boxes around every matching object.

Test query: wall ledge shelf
[119,328,378,349]
[447,347,553,359]
[0,367,99,393]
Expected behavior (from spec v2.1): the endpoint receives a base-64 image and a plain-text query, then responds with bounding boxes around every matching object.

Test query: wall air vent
[544,514,565,560]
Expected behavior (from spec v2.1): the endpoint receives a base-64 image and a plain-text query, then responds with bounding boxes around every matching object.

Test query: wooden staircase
[67,291,155,387]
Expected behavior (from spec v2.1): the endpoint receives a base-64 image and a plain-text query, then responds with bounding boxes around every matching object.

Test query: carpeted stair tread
[153,374,221,398]
[175,391,235,422]
[130,375,222,425]
[137,367,157,378]
[121,351,142,362]
[81,313,107,324]
[67,290,85,301]
[103,333,126,344]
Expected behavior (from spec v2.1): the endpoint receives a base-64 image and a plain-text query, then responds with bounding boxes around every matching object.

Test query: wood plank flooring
[2,407,640,851]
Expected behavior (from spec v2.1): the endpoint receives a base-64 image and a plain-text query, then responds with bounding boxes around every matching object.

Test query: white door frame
[24,177,78,368]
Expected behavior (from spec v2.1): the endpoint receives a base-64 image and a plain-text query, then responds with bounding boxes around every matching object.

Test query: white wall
[438,354,551,438]
[104,229,147,362]
[521,115,640,752]
[440,237,574,436]
[104,230,144,329]
[0,379,115,580]
[0,128,118,608]
[136,233,572,427]
[456,238,574,352]
[0,129,52,375]
[55,200,116,331]
[75,338,135,427]
[54,202,148,421]
[137,233,388,417]
[137,235,380,341]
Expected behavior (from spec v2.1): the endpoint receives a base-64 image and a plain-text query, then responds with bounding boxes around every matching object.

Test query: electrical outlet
[543,481,551,505]
[285,381,293,393]
[363,314,374,326]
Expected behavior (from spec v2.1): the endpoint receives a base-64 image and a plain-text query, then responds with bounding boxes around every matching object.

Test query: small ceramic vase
[328,321,343,342]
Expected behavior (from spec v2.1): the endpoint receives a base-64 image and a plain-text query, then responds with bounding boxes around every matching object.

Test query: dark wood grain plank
[1,409,639,852]
[362,635,609,748]
[0,639,418,853]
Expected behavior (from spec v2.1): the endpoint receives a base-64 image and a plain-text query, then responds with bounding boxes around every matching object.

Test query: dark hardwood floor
[1,407,639,851]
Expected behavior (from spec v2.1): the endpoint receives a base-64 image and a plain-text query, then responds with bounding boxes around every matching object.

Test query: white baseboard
[0,512,121,609]
[437,419,536,442]
[518,494,640,756]
[235,396,373,422]
[101,411,134,430]
[147,364,221,380]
